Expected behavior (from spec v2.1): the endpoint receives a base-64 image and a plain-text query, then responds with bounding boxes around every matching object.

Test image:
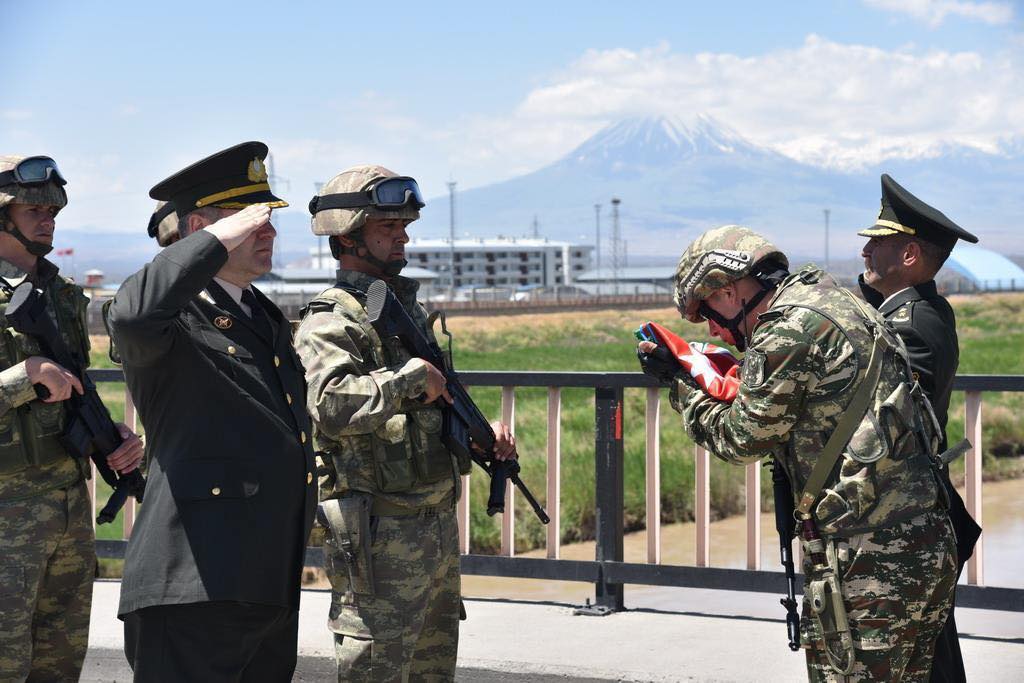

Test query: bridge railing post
[594,386,624,612]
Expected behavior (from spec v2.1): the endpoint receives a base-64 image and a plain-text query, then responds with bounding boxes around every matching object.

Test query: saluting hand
[207,203,272,251]
[107,423,145,474]
[25,356,84,403]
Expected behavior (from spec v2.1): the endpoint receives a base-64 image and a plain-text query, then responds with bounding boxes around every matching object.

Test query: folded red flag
[638,321,741,402]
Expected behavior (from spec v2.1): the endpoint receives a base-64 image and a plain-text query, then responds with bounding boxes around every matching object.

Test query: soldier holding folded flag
[639,225,957,681]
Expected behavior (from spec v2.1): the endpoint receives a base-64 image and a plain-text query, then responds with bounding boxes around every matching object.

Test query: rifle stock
[5,281,145,524]
[364,279,549,524]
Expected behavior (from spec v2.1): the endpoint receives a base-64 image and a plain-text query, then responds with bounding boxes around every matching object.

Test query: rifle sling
[795,329,885,519]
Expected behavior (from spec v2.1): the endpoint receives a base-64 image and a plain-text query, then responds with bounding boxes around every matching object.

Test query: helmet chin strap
[699,286,772,353]
[346,233,406,277]
[2,219,53,257]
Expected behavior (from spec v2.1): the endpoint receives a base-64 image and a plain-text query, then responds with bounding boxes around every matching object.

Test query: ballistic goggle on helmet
[308,165,424,236]
[0,155,68,211]
[673,225,788,323]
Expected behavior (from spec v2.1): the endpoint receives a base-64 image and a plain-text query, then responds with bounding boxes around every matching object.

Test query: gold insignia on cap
[248,157,268,183]
[214,316,233,329]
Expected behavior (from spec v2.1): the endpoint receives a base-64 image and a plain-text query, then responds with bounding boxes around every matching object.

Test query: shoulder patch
[741,349,767,388]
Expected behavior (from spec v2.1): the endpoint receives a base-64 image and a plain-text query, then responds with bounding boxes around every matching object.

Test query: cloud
[465,35,1024,172]
[2,109,31,121]
[862,0,1015,26]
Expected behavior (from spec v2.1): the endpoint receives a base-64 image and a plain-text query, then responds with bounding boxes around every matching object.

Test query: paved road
[84,581,1024,681]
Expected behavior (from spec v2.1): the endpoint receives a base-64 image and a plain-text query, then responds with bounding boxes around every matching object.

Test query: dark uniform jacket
[860,277,982,683]
[859,276,982,561]
[110,231,317,616]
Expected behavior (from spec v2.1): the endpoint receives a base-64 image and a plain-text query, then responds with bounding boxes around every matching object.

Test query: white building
[256,266,441,307]
[310,237,593,290]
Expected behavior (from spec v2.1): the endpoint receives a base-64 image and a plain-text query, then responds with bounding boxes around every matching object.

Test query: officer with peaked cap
[109,142,316,682]
[858,174,981,683]
[295,165,517,681]
[0,155,144,681]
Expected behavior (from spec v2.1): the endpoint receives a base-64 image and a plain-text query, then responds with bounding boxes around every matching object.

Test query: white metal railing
[451,383,990,586]
[94,379,992,588]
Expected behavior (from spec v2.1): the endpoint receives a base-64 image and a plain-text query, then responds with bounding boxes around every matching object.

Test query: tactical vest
[769,269,943,537]
[0,276,90,483]
[303,286,469,498]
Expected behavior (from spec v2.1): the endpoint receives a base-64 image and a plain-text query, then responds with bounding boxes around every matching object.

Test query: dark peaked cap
[858,173,977,251]
[149,141,288,213]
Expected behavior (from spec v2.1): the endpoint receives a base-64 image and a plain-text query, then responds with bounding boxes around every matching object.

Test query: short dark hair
[912,238,951,275]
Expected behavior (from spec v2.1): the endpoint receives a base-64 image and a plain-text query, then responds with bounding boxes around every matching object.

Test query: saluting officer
[109,142,317,682]
[858,174,982,683]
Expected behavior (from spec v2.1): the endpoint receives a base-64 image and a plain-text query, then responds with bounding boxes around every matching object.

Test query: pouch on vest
[408,407,455,483]
[371,414,416,493]
[319,495,375,597]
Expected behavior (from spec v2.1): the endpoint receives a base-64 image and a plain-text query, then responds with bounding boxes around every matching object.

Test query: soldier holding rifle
[296,165,520,681]
[0,154,143,681]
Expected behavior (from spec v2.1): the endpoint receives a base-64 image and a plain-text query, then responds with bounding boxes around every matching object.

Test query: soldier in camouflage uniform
[0,155,144,681]
[296,165,517,682]
[640,225,956,681]
[147,200,180,247]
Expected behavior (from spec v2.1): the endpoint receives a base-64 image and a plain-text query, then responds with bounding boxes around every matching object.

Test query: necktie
[241,289,274,343]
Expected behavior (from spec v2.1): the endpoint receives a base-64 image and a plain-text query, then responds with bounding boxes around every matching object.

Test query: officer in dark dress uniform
[858,173,983,683]
[109,142,317,682]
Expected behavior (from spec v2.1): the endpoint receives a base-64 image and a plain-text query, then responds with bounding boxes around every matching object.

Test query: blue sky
[5,0,1022,235]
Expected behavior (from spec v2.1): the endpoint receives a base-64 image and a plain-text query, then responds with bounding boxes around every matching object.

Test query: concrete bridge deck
[83,580,1023,681]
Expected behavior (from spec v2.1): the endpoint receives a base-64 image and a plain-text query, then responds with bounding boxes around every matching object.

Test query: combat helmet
[674,226,788,350]
[308,165,423,237]
[308,165,424,276]
[147,201,180,247]
[0,155,68,257]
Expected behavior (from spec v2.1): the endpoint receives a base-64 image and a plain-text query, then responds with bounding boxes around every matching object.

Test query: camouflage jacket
[671,266,941,536]
[0,258,90,500]
[294,269,460,510]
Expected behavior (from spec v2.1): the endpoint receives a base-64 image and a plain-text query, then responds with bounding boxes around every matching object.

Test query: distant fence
[90,369,1024,612]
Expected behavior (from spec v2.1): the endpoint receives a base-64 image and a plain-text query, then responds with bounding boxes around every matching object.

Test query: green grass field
[88,292,1024,555]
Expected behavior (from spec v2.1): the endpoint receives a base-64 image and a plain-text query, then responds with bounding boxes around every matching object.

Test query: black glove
[638,345,689,387]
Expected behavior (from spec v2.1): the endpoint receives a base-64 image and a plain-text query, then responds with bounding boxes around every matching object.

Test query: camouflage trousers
[803,511,957,682]
[0,481,95,682]
[328,504,461,682]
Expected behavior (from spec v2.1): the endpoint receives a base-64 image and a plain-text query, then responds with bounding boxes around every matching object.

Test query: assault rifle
[772,458,801,651]
[364,279,549,524]
[5,281,145,523]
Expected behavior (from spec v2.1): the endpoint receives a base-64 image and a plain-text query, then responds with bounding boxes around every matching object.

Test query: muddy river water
[462,477,1024,603]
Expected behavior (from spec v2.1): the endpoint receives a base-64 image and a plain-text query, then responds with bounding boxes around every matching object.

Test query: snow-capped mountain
[410,115,1023,259]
